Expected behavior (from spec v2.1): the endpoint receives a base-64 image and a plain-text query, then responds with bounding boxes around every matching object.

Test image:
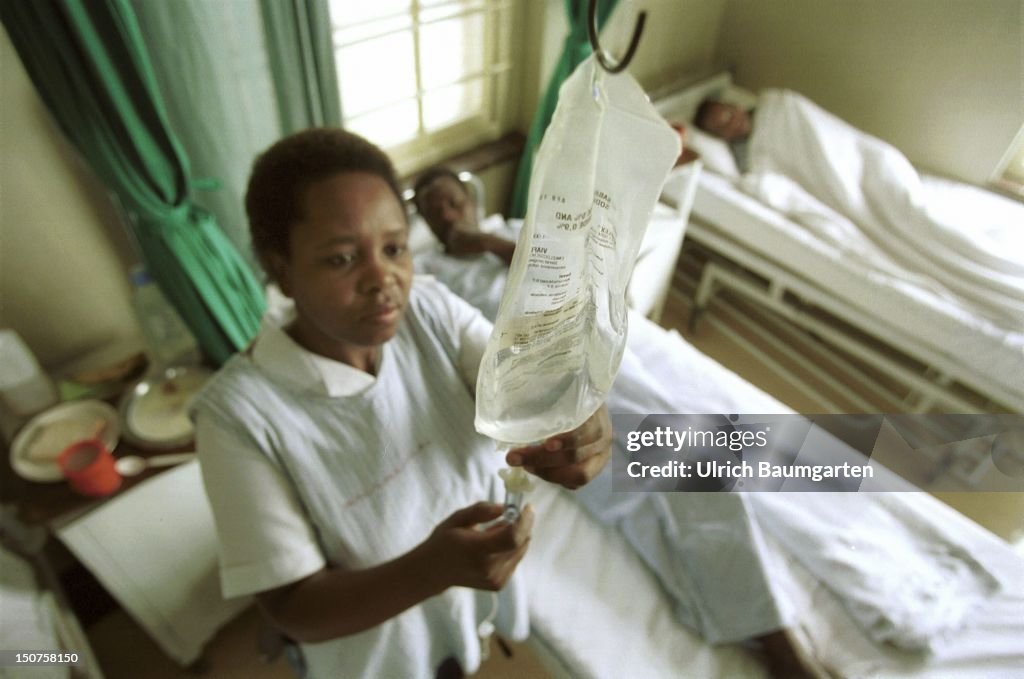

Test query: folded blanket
[750,492,1005,652]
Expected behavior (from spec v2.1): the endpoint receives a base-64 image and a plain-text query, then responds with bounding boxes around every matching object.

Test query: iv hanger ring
[587,0,646,74]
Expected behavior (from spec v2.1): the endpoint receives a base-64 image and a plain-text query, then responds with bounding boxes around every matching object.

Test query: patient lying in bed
[690,90,1024,330]
[409,167,1024,678]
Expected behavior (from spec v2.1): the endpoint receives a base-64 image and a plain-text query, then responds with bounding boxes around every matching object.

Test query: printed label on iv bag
[521,233,578,316]
[484,189,624,429]
[515,190,618,315]
[496,190,619,344]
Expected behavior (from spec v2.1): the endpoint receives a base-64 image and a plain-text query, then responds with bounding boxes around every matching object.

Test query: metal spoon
[115,452,196,477]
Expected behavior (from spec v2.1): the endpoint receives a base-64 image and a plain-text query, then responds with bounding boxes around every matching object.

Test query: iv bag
[475,55,680,445]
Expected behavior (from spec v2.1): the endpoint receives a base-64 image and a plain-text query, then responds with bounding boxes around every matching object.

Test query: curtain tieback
[192,177,222,191]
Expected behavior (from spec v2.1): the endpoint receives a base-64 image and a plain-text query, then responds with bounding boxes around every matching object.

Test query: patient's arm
[446,229,516,265]
[256,502,534,643]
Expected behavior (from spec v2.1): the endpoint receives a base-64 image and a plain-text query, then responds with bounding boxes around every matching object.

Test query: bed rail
[683,217,1019,415]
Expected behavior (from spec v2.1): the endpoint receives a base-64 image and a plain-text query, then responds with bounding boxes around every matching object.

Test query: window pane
[346,101,420,148]
[335,15,412,47]
[336,31,417,117]
[423,78,484,131]
[419,14,485,89]
[419,0,485,21]
[327,0,411,27]
[493,5,511,61]
[327,0,511,165]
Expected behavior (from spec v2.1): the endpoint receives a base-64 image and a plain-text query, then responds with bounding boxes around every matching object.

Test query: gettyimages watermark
[610,414,1024,492]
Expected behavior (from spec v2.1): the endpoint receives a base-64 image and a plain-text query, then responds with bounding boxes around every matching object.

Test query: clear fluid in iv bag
[474,304,621,445]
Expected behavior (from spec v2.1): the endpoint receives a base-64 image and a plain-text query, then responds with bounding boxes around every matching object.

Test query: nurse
[193,128,611,679]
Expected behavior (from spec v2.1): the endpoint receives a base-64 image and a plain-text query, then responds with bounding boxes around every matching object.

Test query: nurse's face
[273,171,413,369]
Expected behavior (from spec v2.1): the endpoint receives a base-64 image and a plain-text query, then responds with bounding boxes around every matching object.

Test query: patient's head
[695,98,752,142]
[245,127,406,271]
[412,167,479,245]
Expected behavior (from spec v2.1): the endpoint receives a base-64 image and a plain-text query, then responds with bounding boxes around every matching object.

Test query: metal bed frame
[682,215,1019,414]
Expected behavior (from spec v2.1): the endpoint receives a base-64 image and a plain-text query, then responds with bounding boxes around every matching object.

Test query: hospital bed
[651,72,1024,415]
[404,169,698,324]
[404,200,1024,678]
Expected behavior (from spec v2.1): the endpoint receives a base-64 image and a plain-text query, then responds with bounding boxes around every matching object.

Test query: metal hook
[587,0,646,74]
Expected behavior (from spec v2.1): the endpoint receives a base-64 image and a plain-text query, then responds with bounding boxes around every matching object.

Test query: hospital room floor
[82,266,1023,678]
[86,608,548,678]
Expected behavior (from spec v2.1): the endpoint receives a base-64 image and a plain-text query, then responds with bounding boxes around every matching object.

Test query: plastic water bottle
[0,329,59,418]
[129,267,202,370]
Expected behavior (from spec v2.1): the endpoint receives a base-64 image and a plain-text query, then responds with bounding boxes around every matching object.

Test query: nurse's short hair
[245,128,405,265]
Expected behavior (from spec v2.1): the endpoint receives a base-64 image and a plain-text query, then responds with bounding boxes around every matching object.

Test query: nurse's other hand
[506,404,612,490]
[421,502,534,592]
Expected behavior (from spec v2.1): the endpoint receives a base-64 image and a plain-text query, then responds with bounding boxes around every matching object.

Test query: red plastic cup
[58,438,123,497]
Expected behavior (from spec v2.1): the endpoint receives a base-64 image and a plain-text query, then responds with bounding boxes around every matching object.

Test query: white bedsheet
[693,170,1024,410]
[524,329,1024,677]
[618,318,1019,651]
[745,89,1024,328]
[754,492,1004,652]
[524,483,769,679]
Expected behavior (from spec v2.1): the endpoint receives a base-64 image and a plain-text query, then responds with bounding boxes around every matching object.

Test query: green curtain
[130,0,283,273]
[508,0,620,218]
[259,0,342,133]
[0,0,265,365]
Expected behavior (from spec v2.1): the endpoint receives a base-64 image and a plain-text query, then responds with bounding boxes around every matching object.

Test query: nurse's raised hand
[505,404,612,490]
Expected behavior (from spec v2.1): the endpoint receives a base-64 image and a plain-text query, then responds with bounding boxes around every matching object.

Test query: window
[327,0,517,176]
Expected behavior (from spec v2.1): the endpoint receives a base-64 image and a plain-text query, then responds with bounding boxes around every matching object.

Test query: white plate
[119,366,211,449]
[10,400,121,482]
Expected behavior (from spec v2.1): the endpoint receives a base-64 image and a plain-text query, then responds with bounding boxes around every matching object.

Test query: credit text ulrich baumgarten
[624,426,874,482]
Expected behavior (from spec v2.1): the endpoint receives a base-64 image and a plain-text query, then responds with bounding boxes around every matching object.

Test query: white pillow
[407,214,441,258]
[685,127,741,179]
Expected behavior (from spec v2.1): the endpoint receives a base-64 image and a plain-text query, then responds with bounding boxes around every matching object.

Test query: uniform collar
[252,296,377,397]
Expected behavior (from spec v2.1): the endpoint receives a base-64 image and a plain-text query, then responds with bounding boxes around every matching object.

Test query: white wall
[716,0,1022,184]
[0,28,142,370]
[526,0,728,107]
[605,0,727,93]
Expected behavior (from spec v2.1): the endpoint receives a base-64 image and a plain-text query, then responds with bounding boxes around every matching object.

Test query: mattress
[690,170,1024,411]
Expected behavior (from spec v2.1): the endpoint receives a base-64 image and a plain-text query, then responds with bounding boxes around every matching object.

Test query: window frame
[327,0,520,176]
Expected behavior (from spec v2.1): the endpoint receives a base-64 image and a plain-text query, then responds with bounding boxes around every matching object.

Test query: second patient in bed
[413,168,833,679]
